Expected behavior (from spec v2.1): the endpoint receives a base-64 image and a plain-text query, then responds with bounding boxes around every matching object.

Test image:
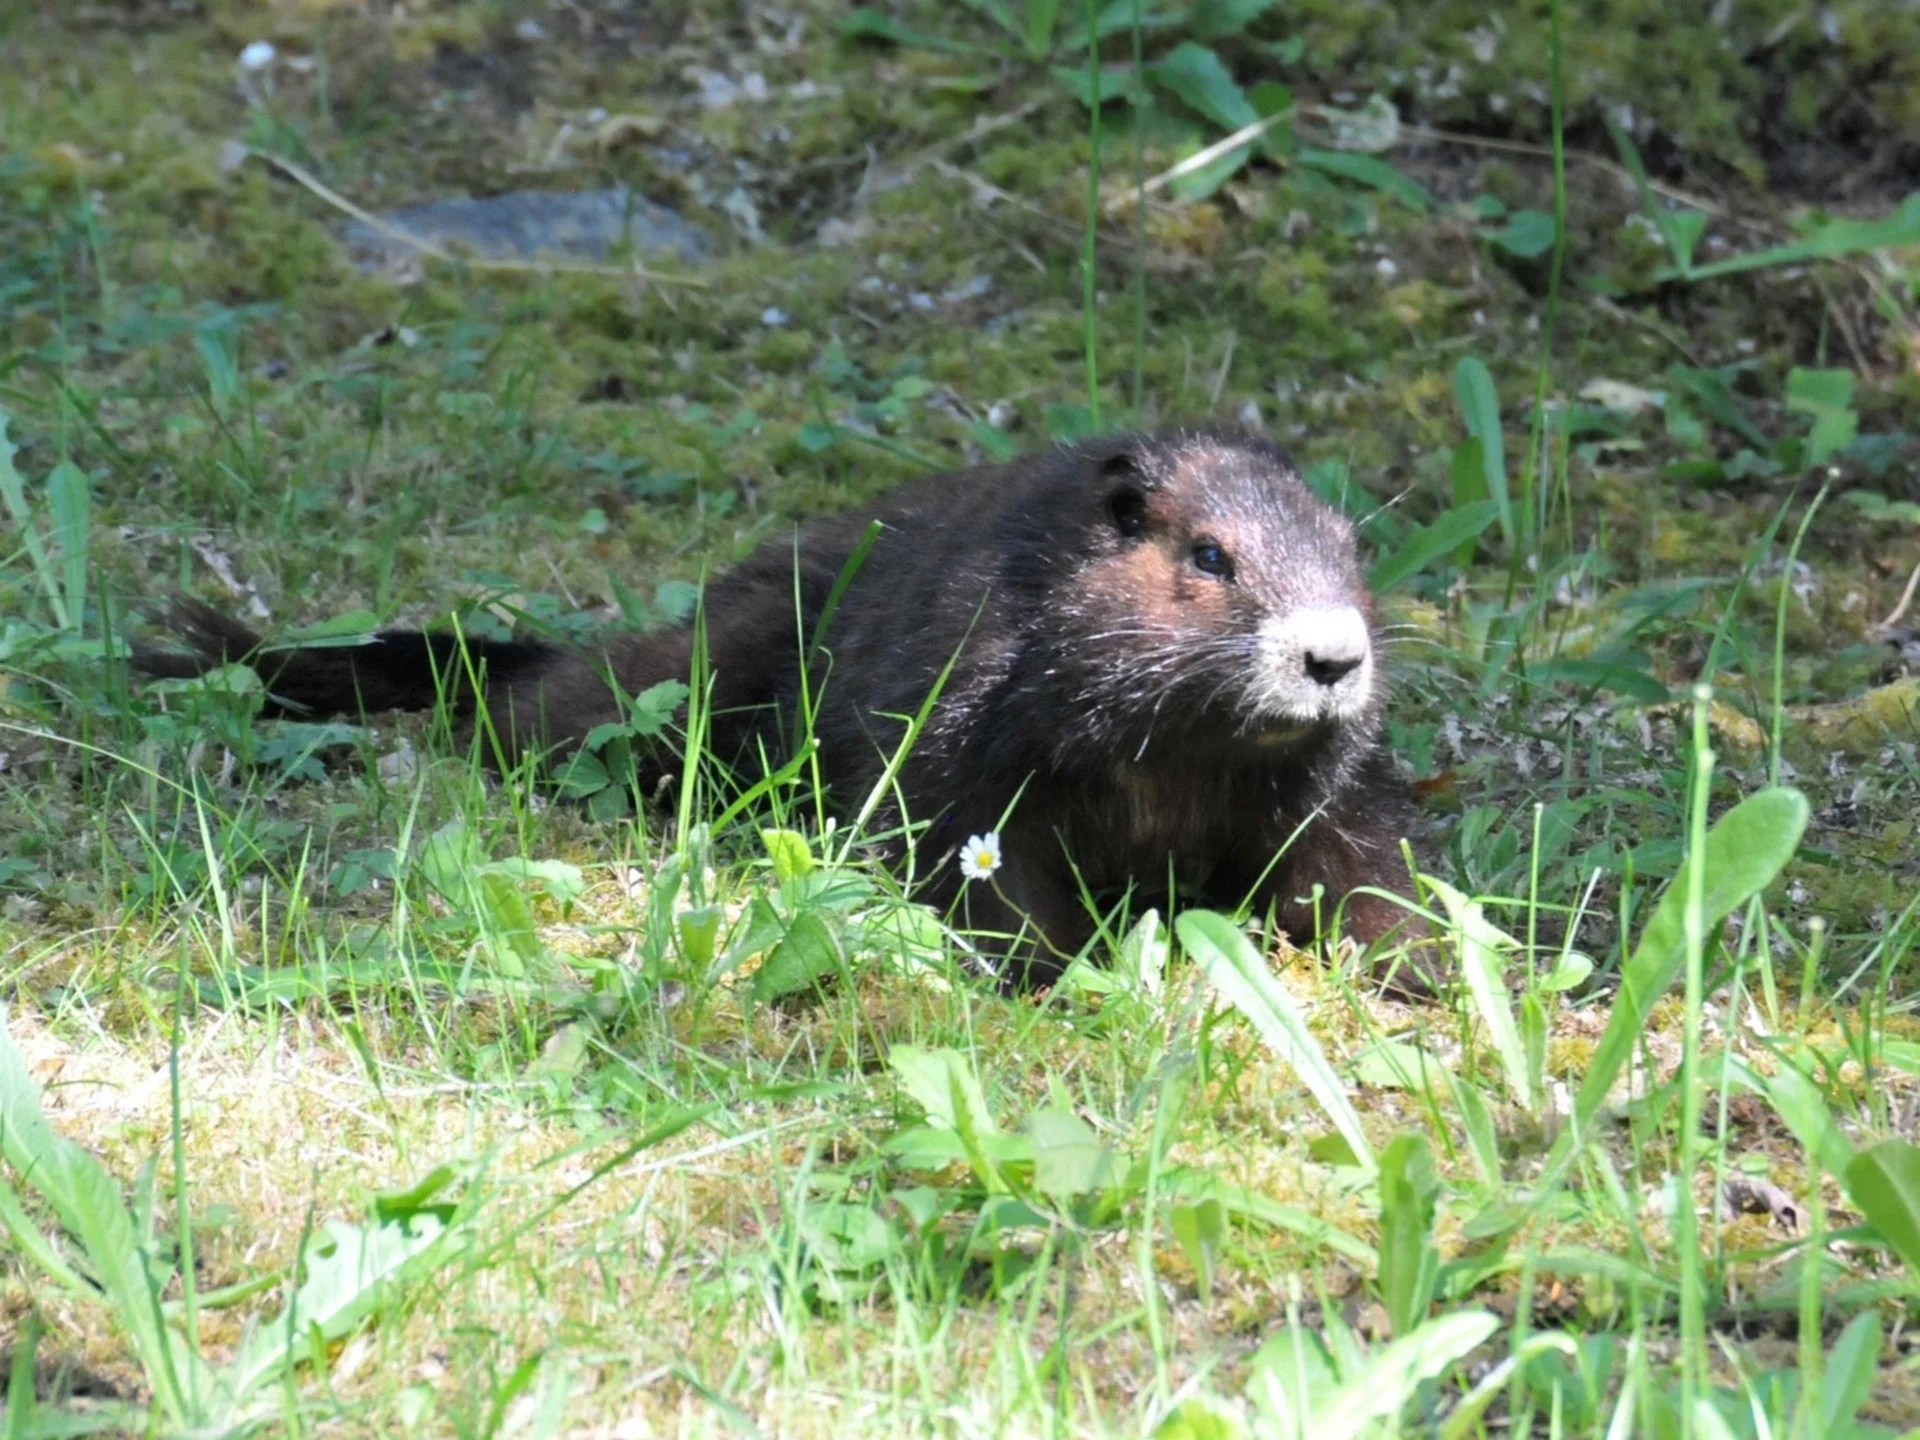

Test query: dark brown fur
[138,430,1432,987]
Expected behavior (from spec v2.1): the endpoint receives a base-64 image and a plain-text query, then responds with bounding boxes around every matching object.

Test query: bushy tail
[133,597,561,721]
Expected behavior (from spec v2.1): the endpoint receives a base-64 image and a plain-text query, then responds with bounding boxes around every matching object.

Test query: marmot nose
[1255,605,1372,712]
[1304,648,1364,687]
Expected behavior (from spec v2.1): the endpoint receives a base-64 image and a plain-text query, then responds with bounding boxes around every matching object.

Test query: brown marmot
[139,430,1431,987]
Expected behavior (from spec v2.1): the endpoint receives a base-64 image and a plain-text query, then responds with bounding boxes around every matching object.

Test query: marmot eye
[1191,542,1234,580]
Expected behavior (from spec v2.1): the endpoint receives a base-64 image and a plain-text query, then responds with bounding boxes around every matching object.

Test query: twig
[246,148,708,287]
[1116,109,1292,210]
[1875,554,1920,635]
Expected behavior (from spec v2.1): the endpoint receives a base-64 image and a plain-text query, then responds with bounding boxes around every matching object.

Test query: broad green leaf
[1186,0,1284,38]
[1486,209,1557,258]
[1176,910,1374,1169]
[1726,1054,1853,1181]
[1377,1133,1441,1338]
[278,609,383,644]
[1295,149,1433,211]
[1453,357,1510,546]
[889,1046,1000,1138]
[415,821,471,897]
[1524,655,1671,704]
[0,1006,209,1423]
[628,678,689,736]
[750,910,842,1001]
[1160,1169,1375,1267]
[1806,410,1859,467]
[1571,787,1808,1139]
[1786,366,1856,416]
[1442,1333,1583,1440]
[0,1179,94,1298]
[1025,1104,1112,1199]
[553,750,611,798]
[1148,42,1259,132]
[839,8,997,56]
[1881,1039,1920,1076]
[677,905,724,972]
[1021,0,1061,59]
[1114,907,1168,998]
[1247,1325,1337,1430]
[1666,363,1769,449]
[1311,1311,1500,1432]
[1154,1397,1248,1440]
[1844,1140,1920,1276]
[882,1124,973,1171]
[1367,500,1501,592]
[1169,1197,1225,1300]
[1821,1311,1882,1434]
[955,0,1020,40]
[1053,62,1140,108]
[1450,1072,1501,1184]
[194,325,240,415]
[222,1210,467,1407]
[798,1201,898,1272]
[371,1164,460,1226]
[760,828,815,883]
[486,857,586,907]
[46,459,89,633]
[1449,438,1486,566]
[0,410,69,628]
[1787,367,1859,467]
[476,870,539,966]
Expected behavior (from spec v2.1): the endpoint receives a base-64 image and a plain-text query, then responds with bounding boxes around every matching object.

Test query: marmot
[139,430,1431,987]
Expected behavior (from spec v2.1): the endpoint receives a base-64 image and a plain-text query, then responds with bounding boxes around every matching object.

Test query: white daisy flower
[958,832,1002,883]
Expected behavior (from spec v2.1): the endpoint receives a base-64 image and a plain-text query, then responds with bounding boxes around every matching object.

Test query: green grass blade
[1177,910,1375,1171]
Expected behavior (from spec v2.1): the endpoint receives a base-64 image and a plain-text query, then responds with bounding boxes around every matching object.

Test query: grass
[5,0,1920,1435]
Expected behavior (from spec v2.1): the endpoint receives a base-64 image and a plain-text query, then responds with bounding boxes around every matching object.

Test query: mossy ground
[4,1,1920,1435]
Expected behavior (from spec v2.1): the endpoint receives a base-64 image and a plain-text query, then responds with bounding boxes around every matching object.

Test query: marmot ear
[1101,449,1151,539]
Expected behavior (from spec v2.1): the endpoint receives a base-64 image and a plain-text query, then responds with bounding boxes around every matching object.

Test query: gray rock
[344,186,711,272]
